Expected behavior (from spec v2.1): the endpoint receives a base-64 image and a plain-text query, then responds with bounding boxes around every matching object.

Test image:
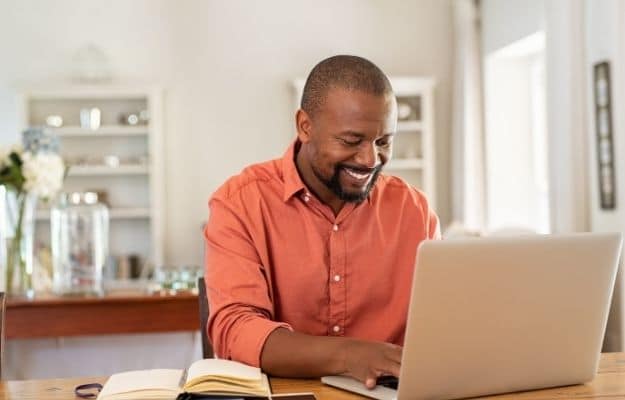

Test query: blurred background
[0,0,624,381]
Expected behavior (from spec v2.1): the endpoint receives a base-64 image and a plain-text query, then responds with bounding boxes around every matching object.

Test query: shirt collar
[282,140,307,202]
[281,139,376,205]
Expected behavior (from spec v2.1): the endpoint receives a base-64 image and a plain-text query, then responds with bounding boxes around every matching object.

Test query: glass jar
[51,192,109,295]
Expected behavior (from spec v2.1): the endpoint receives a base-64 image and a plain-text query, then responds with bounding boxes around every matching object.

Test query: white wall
[0,0,454,266]
[585,0,625,351]
[6,332,201,379]
[481,0,545,55]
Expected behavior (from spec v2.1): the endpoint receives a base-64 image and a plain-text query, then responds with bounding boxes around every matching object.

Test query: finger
[376,360,401,378]
[365,376,377,390]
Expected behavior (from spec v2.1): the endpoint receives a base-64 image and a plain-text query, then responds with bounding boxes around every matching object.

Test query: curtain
[450,0,486,233]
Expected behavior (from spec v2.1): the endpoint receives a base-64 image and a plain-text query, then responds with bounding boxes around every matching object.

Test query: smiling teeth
[345,169,371,179]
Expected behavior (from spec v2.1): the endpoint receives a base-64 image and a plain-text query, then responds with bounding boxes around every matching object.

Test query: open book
[97,358,271,400]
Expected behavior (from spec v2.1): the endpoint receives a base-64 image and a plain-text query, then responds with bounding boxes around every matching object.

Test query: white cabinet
[17,85,165,269]
[291,77,436,207]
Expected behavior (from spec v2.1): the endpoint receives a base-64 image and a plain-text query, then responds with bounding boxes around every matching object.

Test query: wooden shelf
[53,125,149,137]
[67,165,149,176]
[5,292,199,339]
[36,207,150,221]
[108,207,151,219]
[21,85,156,99]
[387,158,424,170]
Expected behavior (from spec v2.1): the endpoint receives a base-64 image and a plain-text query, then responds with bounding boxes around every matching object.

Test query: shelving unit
[36,207,151,221]
[17,85,165,268]
[54,126,149,137]
[291,77,436,207]
[67,165,150,176]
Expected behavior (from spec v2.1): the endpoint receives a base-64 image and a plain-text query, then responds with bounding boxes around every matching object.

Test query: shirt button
[333,274,341,282]
[332,224,339,232]
[303,195,310,202]
[333,325,340,333]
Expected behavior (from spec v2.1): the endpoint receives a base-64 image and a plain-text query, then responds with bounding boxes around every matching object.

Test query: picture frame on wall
[593,61,616,210]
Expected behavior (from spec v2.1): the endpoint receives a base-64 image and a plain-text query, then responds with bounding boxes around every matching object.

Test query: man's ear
[295,109,313,144]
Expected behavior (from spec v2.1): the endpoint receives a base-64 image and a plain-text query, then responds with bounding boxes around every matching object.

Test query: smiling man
[204,55,440,388]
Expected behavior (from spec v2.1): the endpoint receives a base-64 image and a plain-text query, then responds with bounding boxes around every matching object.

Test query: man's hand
[342,340,402,389]
[261,328,402,389]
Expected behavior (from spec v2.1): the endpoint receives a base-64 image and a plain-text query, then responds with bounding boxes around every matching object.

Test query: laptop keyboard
[376,376,399,390]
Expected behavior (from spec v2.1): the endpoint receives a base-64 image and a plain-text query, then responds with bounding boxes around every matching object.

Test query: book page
[186,359,262,383]
[98,369,182,398]
[184,372,270,398]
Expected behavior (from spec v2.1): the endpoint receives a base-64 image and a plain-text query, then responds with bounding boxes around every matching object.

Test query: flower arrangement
[0,130,66,297]
[0,144,65,199]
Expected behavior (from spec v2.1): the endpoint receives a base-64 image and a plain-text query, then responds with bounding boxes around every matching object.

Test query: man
[204,55,440,388]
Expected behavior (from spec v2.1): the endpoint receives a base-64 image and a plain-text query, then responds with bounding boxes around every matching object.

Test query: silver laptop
[322,233,622,400]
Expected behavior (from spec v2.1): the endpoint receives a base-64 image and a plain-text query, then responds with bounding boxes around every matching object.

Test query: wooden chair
[0,292,5,378]
[197,277,214,358]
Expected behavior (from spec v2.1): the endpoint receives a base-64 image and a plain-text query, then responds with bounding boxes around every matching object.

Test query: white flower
[21,152,65,200]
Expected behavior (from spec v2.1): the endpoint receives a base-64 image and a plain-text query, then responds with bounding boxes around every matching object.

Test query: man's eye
[376,137,392,146]
[341,138,361,146]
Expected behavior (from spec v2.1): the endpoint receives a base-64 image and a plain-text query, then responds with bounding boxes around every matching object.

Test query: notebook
[97,358,270,400]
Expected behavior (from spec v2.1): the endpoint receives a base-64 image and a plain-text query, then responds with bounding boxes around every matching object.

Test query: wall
[481,0,545,55]
[6,332,201,379]
[585,0,625,351]
[0,0,455,266]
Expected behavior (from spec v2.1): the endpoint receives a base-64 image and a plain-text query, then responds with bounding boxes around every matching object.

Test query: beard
[311,162,382,203]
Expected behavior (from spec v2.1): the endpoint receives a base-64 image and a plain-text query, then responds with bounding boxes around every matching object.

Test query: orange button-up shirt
[204,141,440,367]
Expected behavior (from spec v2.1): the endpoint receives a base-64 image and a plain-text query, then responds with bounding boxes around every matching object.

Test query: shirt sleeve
[428,206,441,239]
[204,195,292,367]
[416,189,440,240]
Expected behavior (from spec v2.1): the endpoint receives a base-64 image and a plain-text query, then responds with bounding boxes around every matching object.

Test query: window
[483,31,550,233]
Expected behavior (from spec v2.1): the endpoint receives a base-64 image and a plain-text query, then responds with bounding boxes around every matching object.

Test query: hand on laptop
[261,328,401,389]
[342,340,402,389]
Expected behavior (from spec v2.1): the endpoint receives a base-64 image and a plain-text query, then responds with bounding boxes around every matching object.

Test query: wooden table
[5,292,199,339]
[1,353,624,399]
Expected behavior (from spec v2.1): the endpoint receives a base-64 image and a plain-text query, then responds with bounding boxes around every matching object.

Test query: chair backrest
[197,277,213,358]
[0,292,5,378]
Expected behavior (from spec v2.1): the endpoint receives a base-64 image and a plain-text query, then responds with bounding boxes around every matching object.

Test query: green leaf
[9,152,22,167]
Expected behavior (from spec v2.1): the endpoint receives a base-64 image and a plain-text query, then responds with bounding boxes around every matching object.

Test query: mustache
[337,163,382,174]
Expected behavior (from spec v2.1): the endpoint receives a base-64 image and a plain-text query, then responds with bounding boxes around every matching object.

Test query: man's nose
[354,142,379,169]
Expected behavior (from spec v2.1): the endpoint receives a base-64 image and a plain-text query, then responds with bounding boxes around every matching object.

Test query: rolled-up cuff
[229,318,293,367]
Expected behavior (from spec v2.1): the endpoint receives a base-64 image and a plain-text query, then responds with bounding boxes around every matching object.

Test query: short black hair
[301,55,393,118]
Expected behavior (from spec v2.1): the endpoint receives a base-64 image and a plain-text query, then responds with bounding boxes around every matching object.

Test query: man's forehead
[316,88,397,132]
[320,86,395,111]
[324,85,394,99]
